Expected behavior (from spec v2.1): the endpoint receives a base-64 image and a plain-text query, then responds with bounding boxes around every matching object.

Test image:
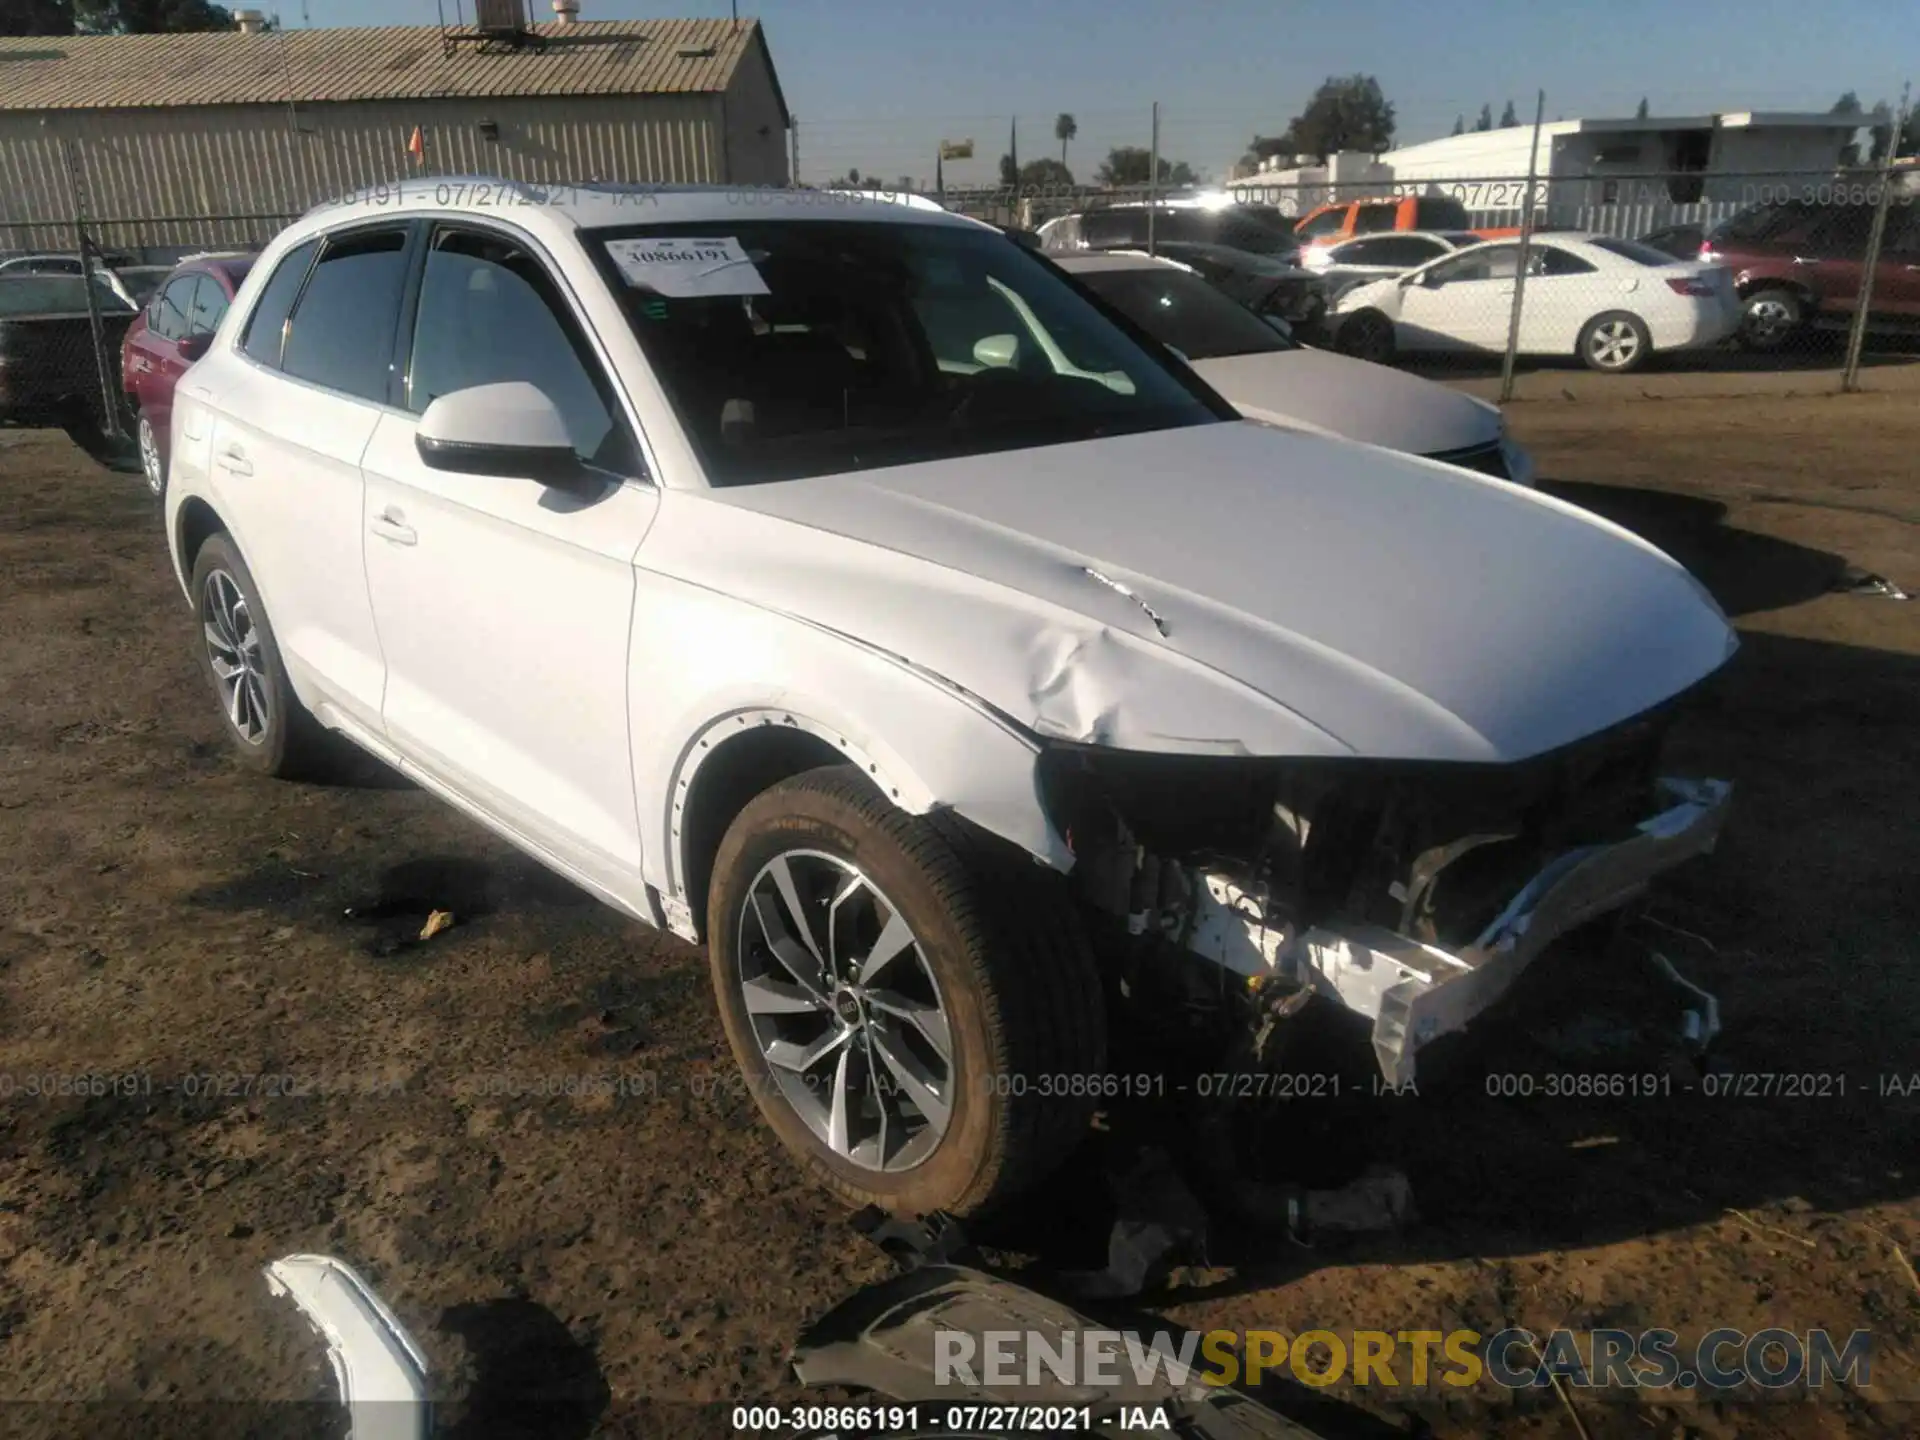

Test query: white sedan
[165,183,1735,1216]
[1055,251,1534,485]
[1330,233,1742,373]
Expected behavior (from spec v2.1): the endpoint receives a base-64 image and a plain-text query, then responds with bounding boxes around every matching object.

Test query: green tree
[1264,74,1395,162]
[1450,115,1465,136]
[1094,146,1196,187]
[1499,99,1519,127]
[4,0,238,32]
[1474,103,1494,132]
[1635,96,1650,119]
[1054,112,1077,168]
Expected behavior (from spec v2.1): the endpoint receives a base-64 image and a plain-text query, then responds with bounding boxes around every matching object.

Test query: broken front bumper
[1194,777,1733,1086]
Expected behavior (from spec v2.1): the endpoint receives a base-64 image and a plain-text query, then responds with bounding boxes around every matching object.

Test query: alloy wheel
[1745,297,1795,343]
[137,414,163,497]
[1587,319,1642,370]
[202,569,270,744]
[735,850,953,1173]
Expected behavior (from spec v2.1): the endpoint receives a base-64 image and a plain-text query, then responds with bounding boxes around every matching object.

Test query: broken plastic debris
[264,1254,430,1440]
[1831,566,1910,600]
[1650,951,1721,1051]
[418,909,454,941]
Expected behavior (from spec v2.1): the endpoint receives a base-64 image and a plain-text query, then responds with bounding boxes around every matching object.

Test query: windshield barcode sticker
[605,236,770,298]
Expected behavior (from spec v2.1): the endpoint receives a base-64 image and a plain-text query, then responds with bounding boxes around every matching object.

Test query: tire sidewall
[1740,289,1802,351]
[707,786,1004,1214]
[188,533,298,776]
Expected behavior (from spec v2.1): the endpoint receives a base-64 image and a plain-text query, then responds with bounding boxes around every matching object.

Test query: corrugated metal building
[0,16,790,252]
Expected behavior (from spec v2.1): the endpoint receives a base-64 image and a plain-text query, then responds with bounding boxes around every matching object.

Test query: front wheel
[706,765,1106,1216]
[1737,288,1806,352]
[1579,311,1652,373]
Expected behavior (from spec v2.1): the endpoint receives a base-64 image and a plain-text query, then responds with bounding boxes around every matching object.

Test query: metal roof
[0,19,784,116]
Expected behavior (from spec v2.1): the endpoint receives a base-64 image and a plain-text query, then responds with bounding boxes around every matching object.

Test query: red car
[1703,198,1920,351]
[121,251,255,498]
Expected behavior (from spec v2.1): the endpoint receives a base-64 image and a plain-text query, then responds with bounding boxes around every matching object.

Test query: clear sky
[297,0,1912,186]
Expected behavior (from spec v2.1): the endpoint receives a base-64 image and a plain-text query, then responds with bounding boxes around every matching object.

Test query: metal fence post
[63,137,124,446]
[1147,101,1160,256]
[1842,82,1911,394]
[1498,90,1547,405]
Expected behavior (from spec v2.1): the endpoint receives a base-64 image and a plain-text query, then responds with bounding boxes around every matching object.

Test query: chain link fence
[4,108,1917,470]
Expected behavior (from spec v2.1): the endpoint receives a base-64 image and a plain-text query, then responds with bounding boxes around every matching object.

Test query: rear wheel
[707,765,1106,1216]
[188,533,329,778]
[1337,310,1395,364]
[136,408,166,500]
[1737,287,1806,352]
[1579,311,1652,373]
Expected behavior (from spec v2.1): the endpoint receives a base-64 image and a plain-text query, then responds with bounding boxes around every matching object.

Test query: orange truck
[1290,194,1532,247]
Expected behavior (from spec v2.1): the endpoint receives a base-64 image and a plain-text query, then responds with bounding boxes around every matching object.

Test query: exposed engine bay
[1038,698,1733,1085]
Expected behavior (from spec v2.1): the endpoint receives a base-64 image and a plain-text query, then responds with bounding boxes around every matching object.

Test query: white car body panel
[1334,234,1742,356]
[166,183,1735,966]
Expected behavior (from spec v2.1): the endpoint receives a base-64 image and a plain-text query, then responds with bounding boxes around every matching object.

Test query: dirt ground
[1,378,1916,1440]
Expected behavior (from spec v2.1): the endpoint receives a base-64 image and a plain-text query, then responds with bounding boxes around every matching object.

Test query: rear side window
[149,275,196,341]
[1535,244,1599,275]
[1353,202,1400,234]
[186,274,227,336]
[280,229,410,403]
[1587,237,1678,267]
[1414,197,1472,230]
[1716,202,1821,246]
[241,239,319,369]
[1808,206,1875,253]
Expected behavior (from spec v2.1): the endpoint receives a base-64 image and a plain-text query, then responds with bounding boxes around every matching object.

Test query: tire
[188,532,329,779]
[1336,310,1395,365]
[1579,310,1652,373]
[707,764,1106,1217]
[135,406,166,501]
[1737,287,1806,352]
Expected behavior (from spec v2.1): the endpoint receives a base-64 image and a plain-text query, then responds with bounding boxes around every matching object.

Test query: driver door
[359,222,657,892]
[1395,244,1521,351]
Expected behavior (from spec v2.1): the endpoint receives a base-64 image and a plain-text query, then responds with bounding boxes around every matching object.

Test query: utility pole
[1843,80,1911,393]
[789,114,799,187]
[1147,101,1160,255]
[64,137,123,446]
[1499,90,1546,405]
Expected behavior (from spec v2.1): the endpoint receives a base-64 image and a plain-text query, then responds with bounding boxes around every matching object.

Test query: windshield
[587,220,1226,486]
[1073,266,1293,361]
[0,273,134,317]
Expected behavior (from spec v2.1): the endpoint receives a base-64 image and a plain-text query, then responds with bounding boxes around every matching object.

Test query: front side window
[406,227,636,474]
[1414,197,1472,230]
[587,219,1226,487]
[1426,245,1521,284]
[1355,236,1445,267]
[241,238,320,370]
[1075,266,1292,361]
[280,228,409,403]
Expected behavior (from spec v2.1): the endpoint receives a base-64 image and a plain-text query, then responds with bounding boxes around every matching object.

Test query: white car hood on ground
[652,421,1736,763]
[1190,347,1500,456]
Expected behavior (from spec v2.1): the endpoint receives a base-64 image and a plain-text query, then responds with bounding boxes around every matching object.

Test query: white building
[1228,112,1864,236]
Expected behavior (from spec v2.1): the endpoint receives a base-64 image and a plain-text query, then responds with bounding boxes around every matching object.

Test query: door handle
[215,446,252,477]
[370,509,417,546]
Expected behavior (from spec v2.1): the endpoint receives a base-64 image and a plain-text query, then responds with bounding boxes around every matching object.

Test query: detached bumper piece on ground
[265,1255,431,1440]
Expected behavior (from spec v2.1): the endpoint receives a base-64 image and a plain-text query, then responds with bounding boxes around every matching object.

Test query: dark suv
[1705,195,1920,350]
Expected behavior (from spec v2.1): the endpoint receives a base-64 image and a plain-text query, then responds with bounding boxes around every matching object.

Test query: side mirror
[416,381,582,486]
[972,333,1019,369]
[178,333,214,361]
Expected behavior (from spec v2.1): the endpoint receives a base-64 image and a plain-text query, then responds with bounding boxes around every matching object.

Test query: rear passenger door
[206,227,407,734]
[358,221,656,891]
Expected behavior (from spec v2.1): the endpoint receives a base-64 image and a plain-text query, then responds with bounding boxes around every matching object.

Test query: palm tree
[1055,113,1078,168]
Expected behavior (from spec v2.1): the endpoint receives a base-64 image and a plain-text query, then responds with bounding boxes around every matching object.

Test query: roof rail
[298,174,546,220]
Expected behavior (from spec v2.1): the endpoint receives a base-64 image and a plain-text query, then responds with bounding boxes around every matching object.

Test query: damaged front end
[1041,702,1732,1086]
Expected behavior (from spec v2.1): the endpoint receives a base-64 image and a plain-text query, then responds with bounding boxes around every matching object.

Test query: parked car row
[0,266,170,461]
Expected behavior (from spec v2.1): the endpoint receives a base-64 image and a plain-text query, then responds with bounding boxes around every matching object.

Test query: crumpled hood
[1192,347,1501,456]
[648,421,1736,762]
